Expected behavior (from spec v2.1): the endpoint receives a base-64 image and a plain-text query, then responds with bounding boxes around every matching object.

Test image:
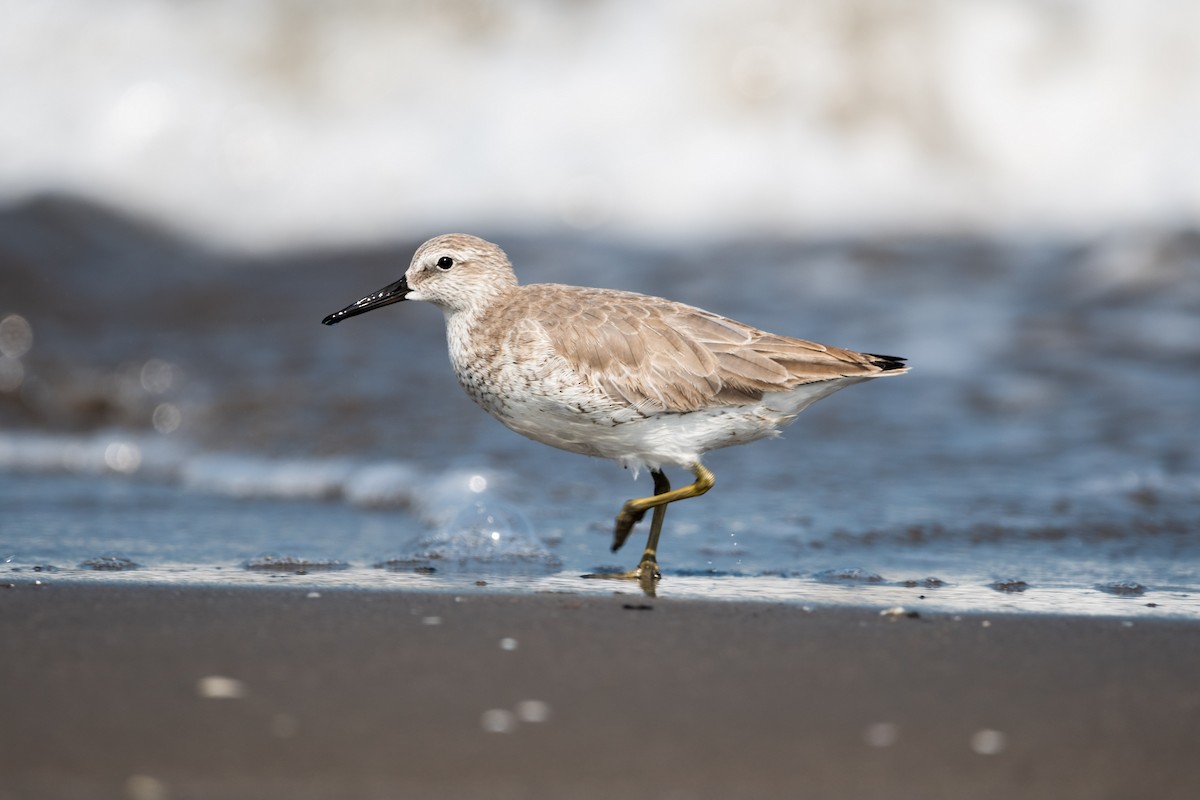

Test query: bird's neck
[441,283,514,345]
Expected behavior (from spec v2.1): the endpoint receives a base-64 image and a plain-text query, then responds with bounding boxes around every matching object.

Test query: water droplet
[970,729,1007,755]
[152,403,182,433]
[481,709,517,733]
[104,441,142,474]
[0,314,33,359]
[516,700,551,723]
[411,500,551,564]
[123,774,167,800]
[197,676,247,699]
[140,359,176,394]
[421,616,442,626]
[863,722,899,747]
[499,637,518,651]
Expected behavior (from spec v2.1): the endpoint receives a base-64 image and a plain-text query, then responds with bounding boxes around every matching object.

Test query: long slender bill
[322,276,411,325]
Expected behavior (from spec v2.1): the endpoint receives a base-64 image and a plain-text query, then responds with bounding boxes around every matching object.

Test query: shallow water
[1,199,1198,617]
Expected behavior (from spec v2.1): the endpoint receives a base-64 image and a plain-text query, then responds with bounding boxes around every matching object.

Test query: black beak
[322,276,411,325]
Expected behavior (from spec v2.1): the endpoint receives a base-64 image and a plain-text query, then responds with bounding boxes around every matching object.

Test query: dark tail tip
[866,353,908,371]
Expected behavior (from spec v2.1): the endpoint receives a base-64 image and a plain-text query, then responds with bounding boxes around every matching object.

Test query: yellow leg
[581,464,715,590]
[612,464,716,577]
[637,470,673,575]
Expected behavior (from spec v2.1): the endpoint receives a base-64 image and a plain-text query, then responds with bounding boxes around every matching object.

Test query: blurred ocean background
[1,0,1198,614]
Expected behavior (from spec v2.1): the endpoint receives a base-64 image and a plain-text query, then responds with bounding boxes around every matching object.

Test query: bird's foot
[611,502,647,552]
[580,558,659,596]
[581,562,659,580]
[634,557,661,583]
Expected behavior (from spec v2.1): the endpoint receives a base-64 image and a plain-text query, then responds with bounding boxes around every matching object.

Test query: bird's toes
[611,503,644,552]
[636,559,661,582]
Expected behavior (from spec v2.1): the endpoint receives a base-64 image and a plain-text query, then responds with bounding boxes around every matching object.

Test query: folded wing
[519,285,905,413]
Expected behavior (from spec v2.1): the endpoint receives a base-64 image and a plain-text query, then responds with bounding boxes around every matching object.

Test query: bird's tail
[865,353,908,373]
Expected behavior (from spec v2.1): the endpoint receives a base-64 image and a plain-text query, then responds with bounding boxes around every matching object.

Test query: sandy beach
[2,582,1197,799]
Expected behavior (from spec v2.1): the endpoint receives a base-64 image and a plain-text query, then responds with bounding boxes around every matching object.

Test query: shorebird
[323,234,907,583]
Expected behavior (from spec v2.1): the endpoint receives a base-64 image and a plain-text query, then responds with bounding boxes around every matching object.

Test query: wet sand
[2,583,1198,799]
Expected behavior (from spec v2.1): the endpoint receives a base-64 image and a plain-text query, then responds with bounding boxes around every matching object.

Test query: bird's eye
[436,256,454,271]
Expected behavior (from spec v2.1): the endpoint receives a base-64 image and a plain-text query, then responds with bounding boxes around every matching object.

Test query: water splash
[405,500,557,566]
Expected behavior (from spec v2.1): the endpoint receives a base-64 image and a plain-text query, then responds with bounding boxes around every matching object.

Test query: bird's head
[322,233,518,325]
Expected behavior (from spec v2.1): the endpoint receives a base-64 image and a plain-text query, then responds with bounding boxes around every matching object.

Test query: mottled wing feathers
[504,284,904,413]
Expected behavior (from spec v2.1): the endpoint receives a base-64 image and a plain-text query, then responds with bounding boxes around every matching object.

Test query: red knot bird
[323,234,907,584]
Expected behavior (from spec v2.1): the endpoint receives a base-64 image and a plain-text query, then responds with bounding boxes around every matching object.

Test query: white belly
[462,358,855,472]
[498,396,783,471]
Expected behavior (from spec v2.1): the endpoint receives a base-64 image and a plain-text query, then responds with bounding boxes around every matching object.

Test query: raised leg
[612,464,716,579]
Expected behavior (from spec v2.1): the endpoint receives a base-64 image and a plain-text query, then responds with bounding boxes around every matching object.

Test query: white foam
[179,454,356,500]
[341,462,421,508]
[0,431,518,517]
[0,430,179,477]
[2,1,1198,251]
